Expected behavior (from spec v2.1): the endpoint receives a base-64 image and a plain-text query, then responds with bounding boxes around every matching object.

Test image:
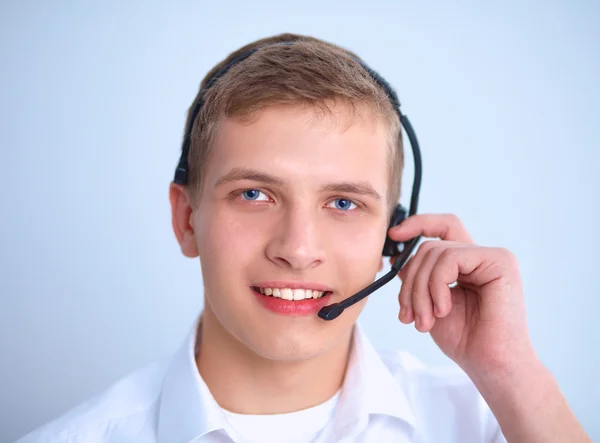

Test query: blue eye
[241,189,267,201]
[329,198,357,211]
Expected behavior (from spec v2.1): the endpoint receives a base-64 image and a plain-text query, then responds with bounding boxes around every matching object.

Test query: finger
[428,250,468,326]
[398,267,415,324]
[397,240,437,324]
[411,246,442,332]
[437,246,520,291]
[397,255,417,324]
[429,247,486,296]
[388,214,474,244]
[412,242,469,332]
[428,245,472,316]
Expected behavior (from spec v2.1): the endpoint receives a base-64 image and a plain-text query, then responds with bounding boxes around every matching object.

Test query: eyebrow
[320,182,381,201]
[215,167,381,200]
[215,167,285,187]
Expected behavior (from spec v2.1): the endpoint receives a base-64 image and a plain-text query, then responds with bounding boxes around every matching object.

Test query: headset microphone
[172,42,423,321]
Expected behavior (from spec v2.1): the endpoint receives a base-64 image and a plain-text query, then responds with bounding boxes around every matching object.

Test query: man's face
[190,104,391,361]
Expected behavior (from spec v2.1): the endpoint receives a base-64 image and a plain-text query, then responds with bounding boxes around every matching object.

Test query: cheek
[328,217,388,274]
[196,207,268,264]
[339,215,387,252]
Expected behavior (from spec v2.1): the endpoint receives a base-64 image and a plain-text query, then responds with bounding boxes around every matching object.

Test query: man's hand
[388,214,591,443]
[389,213,531,375]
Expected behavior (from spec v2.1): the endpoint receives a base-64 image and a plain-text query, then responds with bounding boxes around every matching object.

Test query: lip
[251,286,333,316]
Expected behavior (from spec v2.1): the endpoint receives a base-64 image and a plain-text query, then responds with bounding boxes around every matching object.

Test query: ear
[169,182,199,258]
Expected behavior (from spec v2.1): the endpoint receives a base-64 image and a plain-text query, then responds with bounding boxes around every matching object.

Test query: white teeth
[292,289,305,300]
[281,288,294,300]
[257,287,328,300]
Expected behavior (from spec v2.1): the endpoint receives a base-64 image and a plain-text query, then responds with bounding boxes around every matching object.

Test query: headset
[173,42,423,321]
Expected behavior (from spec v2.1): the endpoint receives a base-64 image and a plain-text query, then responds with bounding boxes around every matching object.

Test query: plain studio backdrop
[1,0,599,441]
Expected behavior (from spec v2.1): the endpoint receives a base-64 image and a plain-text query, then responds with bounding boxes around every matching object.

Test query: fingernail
[434,305,440,317]
[399,306,405,318]
[415,315,421,328]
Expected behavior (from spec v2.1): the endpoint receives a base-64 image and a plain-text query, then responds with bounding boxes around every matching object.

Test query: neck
[196,306,353,415]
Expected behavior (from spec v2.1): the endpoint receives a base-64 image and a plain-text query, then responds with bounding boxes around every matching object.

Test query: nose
[265,205,326,270]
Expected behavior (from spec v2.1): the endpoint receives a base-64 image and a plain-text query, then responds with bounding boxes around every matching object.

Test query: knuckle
[445,213,462,227]
[419,239,440,254]
[439,247,458,262]
[497,247,519,270]
[431,261,452,288]
[444,213,468,239]
[418,240,435,252]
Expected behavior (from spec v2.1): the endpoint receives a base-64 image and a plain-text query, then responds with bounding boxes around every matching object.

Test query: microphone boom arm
[318,236,421,321]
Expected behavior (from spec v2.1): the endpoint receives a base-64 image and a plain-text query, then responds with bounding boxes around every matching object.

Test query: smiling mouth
[252,286,331,301]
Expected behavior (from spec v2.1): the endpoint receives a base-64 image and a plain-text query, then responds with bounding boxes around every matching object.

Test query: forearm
[469,357,590,443]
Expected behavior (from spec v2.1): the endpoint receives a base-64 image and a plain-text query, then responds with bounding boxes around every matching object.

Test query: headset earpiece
[382,204,407,257]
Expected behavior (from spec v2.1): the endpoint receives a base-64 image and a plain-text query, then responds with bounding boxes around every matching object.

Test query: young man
[18,33,590,443]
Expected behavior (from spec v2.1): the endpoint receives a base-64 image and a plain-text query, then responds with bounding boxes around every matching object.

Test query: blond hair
[182,33,403,210]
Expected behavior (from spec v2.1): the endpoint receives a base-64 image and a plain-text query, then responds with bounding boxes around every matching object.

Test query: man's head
[170,33,404,362]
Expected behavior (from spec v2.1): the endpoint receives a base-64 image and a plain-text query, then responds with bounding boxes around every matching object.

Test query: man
[17,33,590,442]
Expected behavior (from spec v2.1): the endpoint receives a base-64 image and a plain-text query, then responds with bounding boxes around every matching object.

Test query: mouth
[251,286,332,301]
[251,284,334,316]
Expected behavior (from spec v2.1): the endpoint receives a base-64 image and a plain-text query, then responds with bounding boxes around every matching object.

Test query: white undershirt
[221,390,341,443]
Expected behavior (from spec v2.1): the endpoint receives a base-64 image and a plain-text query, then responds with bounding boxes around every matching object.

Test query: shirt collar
[157,316,229,443]
[331,322,416,438]
[157,316,416,443]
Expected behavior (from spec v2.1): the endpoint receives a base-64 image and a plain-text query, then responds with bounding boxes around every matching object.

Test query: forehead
[204,104,392,193]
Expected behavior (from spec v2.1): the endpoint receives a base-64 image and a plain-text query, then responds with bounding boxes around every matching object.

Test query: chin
[238,313,357,362]
[242,332,334,362]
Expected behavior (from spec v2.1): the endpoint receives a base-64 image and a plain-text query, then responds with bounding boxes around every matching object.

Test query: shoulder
[15,360,168,443]
[378,348,479,396]
[377,348,503,439]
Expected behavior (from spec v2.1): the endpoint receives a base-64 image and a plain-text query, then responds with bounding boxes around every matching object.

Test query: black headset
[173,42,423,321]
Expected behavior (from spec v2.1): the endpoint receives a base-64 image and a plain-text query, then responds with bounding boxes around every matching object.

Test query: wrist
[466,354,590,442]
[467,351,548,407]
[459,337,537,386]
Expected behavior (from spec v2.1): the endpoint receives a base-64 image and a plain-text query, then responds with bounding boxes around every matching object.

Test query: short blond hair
[182,33,403,210]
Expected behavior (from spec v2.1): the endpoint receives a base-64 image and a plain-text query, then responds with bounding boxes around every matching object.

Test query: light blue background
[1,0,599,441]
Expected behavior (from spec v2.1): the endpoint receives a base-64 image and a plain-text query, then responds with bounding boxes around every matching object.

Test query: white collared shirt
[16,318,507,443]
